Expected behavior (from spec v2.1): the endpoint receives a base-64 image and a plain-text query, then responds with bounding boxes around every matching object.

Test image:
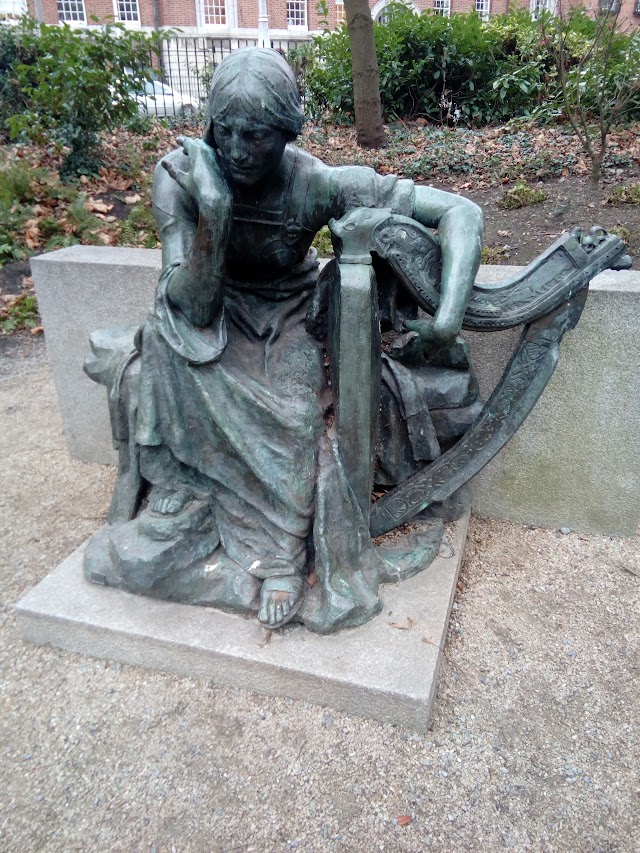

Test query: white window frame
[197,0,236,30]
[57,0,86,24]
[530,0,556,18]
[0,0,27,19]
[371,0,419,24]
[335,0,345,27]
[433,0,451,16]
[113,0,141,27]
[201,0,227,27]
[475,0,490,21]
[287,0,308,30]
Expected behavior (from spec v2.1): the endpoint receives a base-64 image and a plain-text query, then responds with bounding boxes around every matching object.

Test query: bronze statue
[83,48,630,634]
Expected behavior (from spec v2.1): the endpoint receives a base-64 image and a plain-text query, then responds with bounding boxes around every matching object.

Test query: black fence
[139,36,310,119]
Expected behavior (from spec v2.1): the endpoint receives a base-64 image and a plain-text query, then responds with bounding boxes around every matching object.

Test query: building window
[598,0,621,12]
[0,0,27,19]
[202,0,226,25]
[115,0,140,23]
[530,0,556,18]
[335,0,345,25]
[475,0,490,20]
[57,0,86,22]
[433,0,450,15]
[287,0,307,27]
[635,0,640,13]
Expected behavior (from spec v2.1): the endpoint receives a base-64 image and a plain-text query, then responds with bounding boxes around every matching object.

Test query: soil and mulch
[1,119,639,350]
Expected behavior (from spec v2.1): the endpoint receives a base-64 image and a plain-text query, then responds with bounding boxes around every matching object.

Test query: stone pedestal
[15,514,469,733]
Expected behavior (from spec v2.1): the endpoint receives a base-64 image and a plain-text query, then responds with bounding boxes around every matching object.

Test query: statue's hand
[390,317,459,365]
[161,136,231,216]
[405,317,458,348]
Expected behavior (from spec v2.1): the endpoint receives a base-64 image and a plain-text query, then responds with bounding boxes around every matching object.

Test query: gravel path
[1,347,638,853]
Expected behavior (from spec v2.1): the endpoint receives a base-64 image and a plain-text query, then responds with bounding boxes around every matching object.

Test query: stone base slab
[15,513,469,732]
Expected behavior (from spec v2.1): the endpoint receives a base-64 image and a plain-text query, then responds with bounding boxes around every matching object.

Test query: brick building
[19,0,640,34]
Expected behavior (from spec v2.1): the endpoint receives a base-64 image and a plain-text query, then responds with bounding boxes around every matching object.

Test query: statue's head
[203,48,304,186]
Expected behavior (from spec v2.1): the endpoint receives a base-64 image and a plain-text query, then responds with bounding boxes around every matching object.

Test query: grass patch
[498,182,548,210]
[312,225,333,257]
[607,184,640,205]
[482,245,511,264]
[0,202,29,267]
[0,160,36,206]
[0,293,39,333]
[608,224,637,254]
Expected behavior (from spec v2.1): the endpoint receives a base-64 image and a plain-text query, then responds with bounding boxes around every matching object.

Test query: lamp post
[258,0,269,48]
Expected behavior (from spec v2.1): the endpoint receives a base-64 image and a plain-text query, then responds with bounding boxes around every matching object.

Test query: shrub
[0,22,37,141]
[5,17,171,178]
[0,159,37,206]
[301,8,640,128]
[303,9,554,126]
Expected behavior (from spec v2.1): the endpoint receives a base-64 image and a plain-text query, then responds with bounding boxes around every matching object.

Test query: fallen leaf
[107,176,133,191]
[29,326,43,335]
[123,193,142,204]
[85,198,113,214]
[388,621,408,630]
[24,219,41,249]
[406,616,414,628]
[396,815,413,826]
[91,231,113,245]
[307,572,318,587]
[497,229,511,237]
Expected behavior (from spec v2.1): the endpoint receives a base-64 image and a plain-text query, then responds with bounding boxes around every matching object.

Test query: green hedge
[296,7,640,127]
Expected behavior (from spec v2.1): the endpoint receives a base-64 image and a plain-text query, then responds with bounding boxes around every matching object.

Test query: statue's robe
[96,146,476,632]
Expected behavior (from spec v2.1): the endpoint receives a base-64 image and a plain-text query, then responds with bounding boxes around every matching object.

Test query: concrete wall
[32,246,640,535]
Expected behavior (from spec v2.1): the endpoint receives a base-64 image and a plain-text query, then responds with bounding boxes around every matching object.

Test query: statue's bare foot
[148,487,193,515]
[258,575,304,629]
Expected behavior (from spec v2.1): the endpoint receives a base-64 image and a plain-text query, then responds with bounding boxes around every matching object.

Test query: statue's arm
[154,138,232,328]
[412,185,484,340]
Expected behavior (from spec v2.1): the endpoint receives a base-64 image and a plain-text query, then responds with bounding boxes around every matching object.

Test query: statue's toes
[258,578,304,629]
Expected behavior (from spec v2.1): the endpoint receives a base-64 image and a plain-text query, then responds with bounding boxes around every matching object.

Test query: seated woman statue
[84,48,484,634]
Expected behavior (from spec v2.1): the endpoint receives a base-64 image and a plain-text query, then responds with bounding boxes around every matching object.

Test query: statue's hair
[203,48,304,146]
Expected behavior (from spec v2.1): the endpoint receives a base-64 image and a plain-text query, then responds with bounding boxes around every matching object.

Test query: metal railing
[140,35,311,119]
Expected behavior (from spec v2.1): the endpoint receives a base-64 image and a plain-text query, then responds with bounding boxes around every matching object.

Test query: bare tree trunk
[589,145,604,189]
[344,0,386,149]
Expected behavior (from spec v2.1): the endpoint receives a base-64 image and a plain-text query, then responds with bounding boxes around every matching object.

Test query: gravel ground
[1,343,639,853]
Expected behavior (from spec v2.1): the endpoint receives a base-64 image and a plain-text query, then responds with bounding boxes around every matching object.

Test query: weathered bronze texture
[82,48,629,634]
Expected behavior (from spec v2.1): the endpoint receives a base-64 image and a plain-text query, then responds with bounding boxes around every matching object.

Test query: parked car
[136,80,199,119]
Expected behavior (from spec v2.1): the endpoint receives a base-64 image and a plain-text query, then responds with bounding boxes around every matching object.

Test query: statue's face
[213,106,288,187]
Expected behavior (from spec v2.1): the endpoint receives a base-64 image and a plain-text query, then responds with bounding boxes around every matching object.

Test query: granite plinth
[31,246,161,465]
[15,513,469,733]
[467,267,640,536]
